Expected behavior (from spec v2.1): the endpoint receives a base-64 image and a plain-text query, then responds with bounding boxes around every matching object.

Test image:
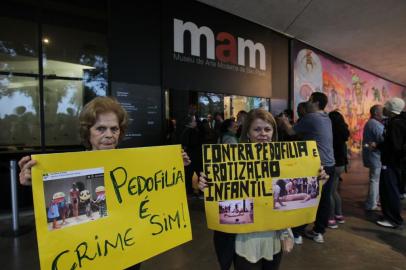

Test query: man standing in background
[363,105,384,211]
[375,97,406,228]
[280,92,335,243]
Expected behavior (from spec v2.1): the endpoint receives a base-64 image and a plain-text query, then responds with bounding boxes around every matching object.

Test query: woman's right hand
[198,172,208,192]
[317,166,329,185]
[18,156,37,186]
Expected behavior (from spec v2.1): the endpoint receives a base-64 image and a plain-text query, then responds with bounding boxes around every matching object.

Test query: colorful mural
[292,41,406,154]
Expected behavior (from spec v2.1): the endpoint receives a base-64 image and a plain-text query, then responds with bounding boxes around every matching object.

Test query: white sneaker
[376,219,396,228]
[305,230,324,243]
[294,236,303,245]
[313,233,324,243]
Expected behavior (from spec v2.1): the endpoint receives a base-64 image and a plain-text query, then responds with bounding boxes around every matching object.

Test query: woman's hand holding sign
[317,166,329,185]
[198,172,208,192]
[18,155,36,186]
[182,149,191,166]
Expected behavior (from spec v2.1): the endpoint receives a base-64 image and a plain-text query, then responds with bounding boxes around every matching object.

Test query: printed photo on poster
[219,199,254,225]
[273,177,319,210]
[43,167,107,231]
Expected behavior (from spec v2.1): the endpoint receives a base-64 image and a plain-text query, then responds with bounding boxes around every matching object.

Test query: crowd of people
[174,107,247,198]
[362,97,406,228]
[17,93,406,270]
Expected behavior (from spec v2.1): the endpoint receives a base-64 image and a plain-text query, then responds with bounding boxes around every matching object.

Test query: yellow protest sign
[31,145,191,270]
[202,141,321,233]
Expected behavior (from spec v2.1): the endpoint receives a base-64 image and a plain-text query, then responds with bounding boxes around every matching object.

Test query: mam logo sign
[173,18,267,73]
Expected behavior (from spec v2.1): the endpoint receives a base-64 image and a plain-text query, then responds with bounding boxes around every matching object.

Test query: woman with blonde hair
[201,109,290,270]
[199,108,327,270]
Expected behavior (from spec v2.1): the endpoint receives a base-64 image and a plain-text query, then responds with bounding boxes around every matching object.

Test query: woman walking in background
[328,110,350,228]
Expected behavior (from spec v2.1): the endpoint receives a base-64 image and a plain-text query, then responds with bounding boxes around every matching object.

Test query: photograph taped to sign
[219,199,254,225]
[43,168,107,231]
[272,176,319,211]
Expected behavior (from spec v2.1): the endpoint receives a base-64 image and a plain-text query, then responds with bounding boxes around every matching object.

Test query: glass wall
[228,95,270,118]
[0,17,40,150]
[198,92,270,120]
[42,25,108,146]
[0,2,108,152]
[198,92,224,120]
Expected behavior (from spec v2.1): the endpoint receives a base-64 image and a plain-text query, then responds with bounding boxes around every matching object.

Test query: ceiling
[198,0,406,86]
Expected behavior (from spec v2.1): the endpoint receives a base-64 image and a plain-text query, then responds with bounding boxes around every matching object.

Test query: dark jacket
[379,112,406,168]
[180,127,202,159]
[329,112,350,167]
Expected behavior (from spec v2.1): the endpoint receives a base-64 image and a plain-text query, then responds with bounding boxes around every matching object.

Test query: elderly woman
[18,96,191,270]
[199,109,328,270]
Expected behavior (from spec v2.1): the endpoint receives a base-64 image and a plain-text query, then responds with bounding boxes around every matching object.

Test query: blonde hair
[239,109,278,142]
[79,97,128,149]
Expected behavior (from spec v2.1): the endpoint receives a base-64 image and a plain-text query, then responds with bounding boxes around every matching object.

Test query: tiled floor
[1,157,405,269]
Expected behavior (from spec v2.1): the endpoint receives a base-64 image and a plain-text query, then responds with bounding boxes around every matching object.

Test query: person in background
[282,109,294,124]
[18,96,191,270]
[204,113,218,144]
[362,105,384,211]
[327,110,350,228]
[213,112,224,138]
[375,97,406,228]
[400,161,406,200]
[207,113,215,128]
[165,118,177,145]
[279,92,335,244]
[181,115,203,197]
[236,110,248,139]
[281,109,295,140]
[296,102,308,121]
[218,119,238,144]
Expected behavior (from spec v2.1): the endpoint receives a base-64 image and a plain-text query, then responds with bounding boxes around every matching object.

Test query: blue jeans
[365,166,381,210]
[330,166,344,218]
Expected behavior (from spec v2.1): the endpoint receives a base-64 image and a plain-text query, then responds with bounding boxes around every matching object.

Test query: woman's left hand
[198,172,208,192]
[317,166,329,185]
[281,237,294,253]
[182,149,191,166]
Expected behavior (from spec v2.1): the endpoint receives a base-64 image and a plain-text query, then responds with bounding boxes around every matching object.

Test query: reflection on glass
[0,14,108,150]
[198,92,270,121]
[44,80,83,146]
[231,95,248,117]
[0,17,39,150]
[42,24,108,146]
[224,96,231,119]
[231,95,270,117]
[198,92,224,119]
[249,97,269,111]
[0,17,38,74]
[0,75,40,148]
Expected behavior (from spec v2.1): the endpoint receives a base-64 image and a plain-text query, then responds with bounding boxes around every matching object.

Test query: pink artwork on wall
[293,42,406,153]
